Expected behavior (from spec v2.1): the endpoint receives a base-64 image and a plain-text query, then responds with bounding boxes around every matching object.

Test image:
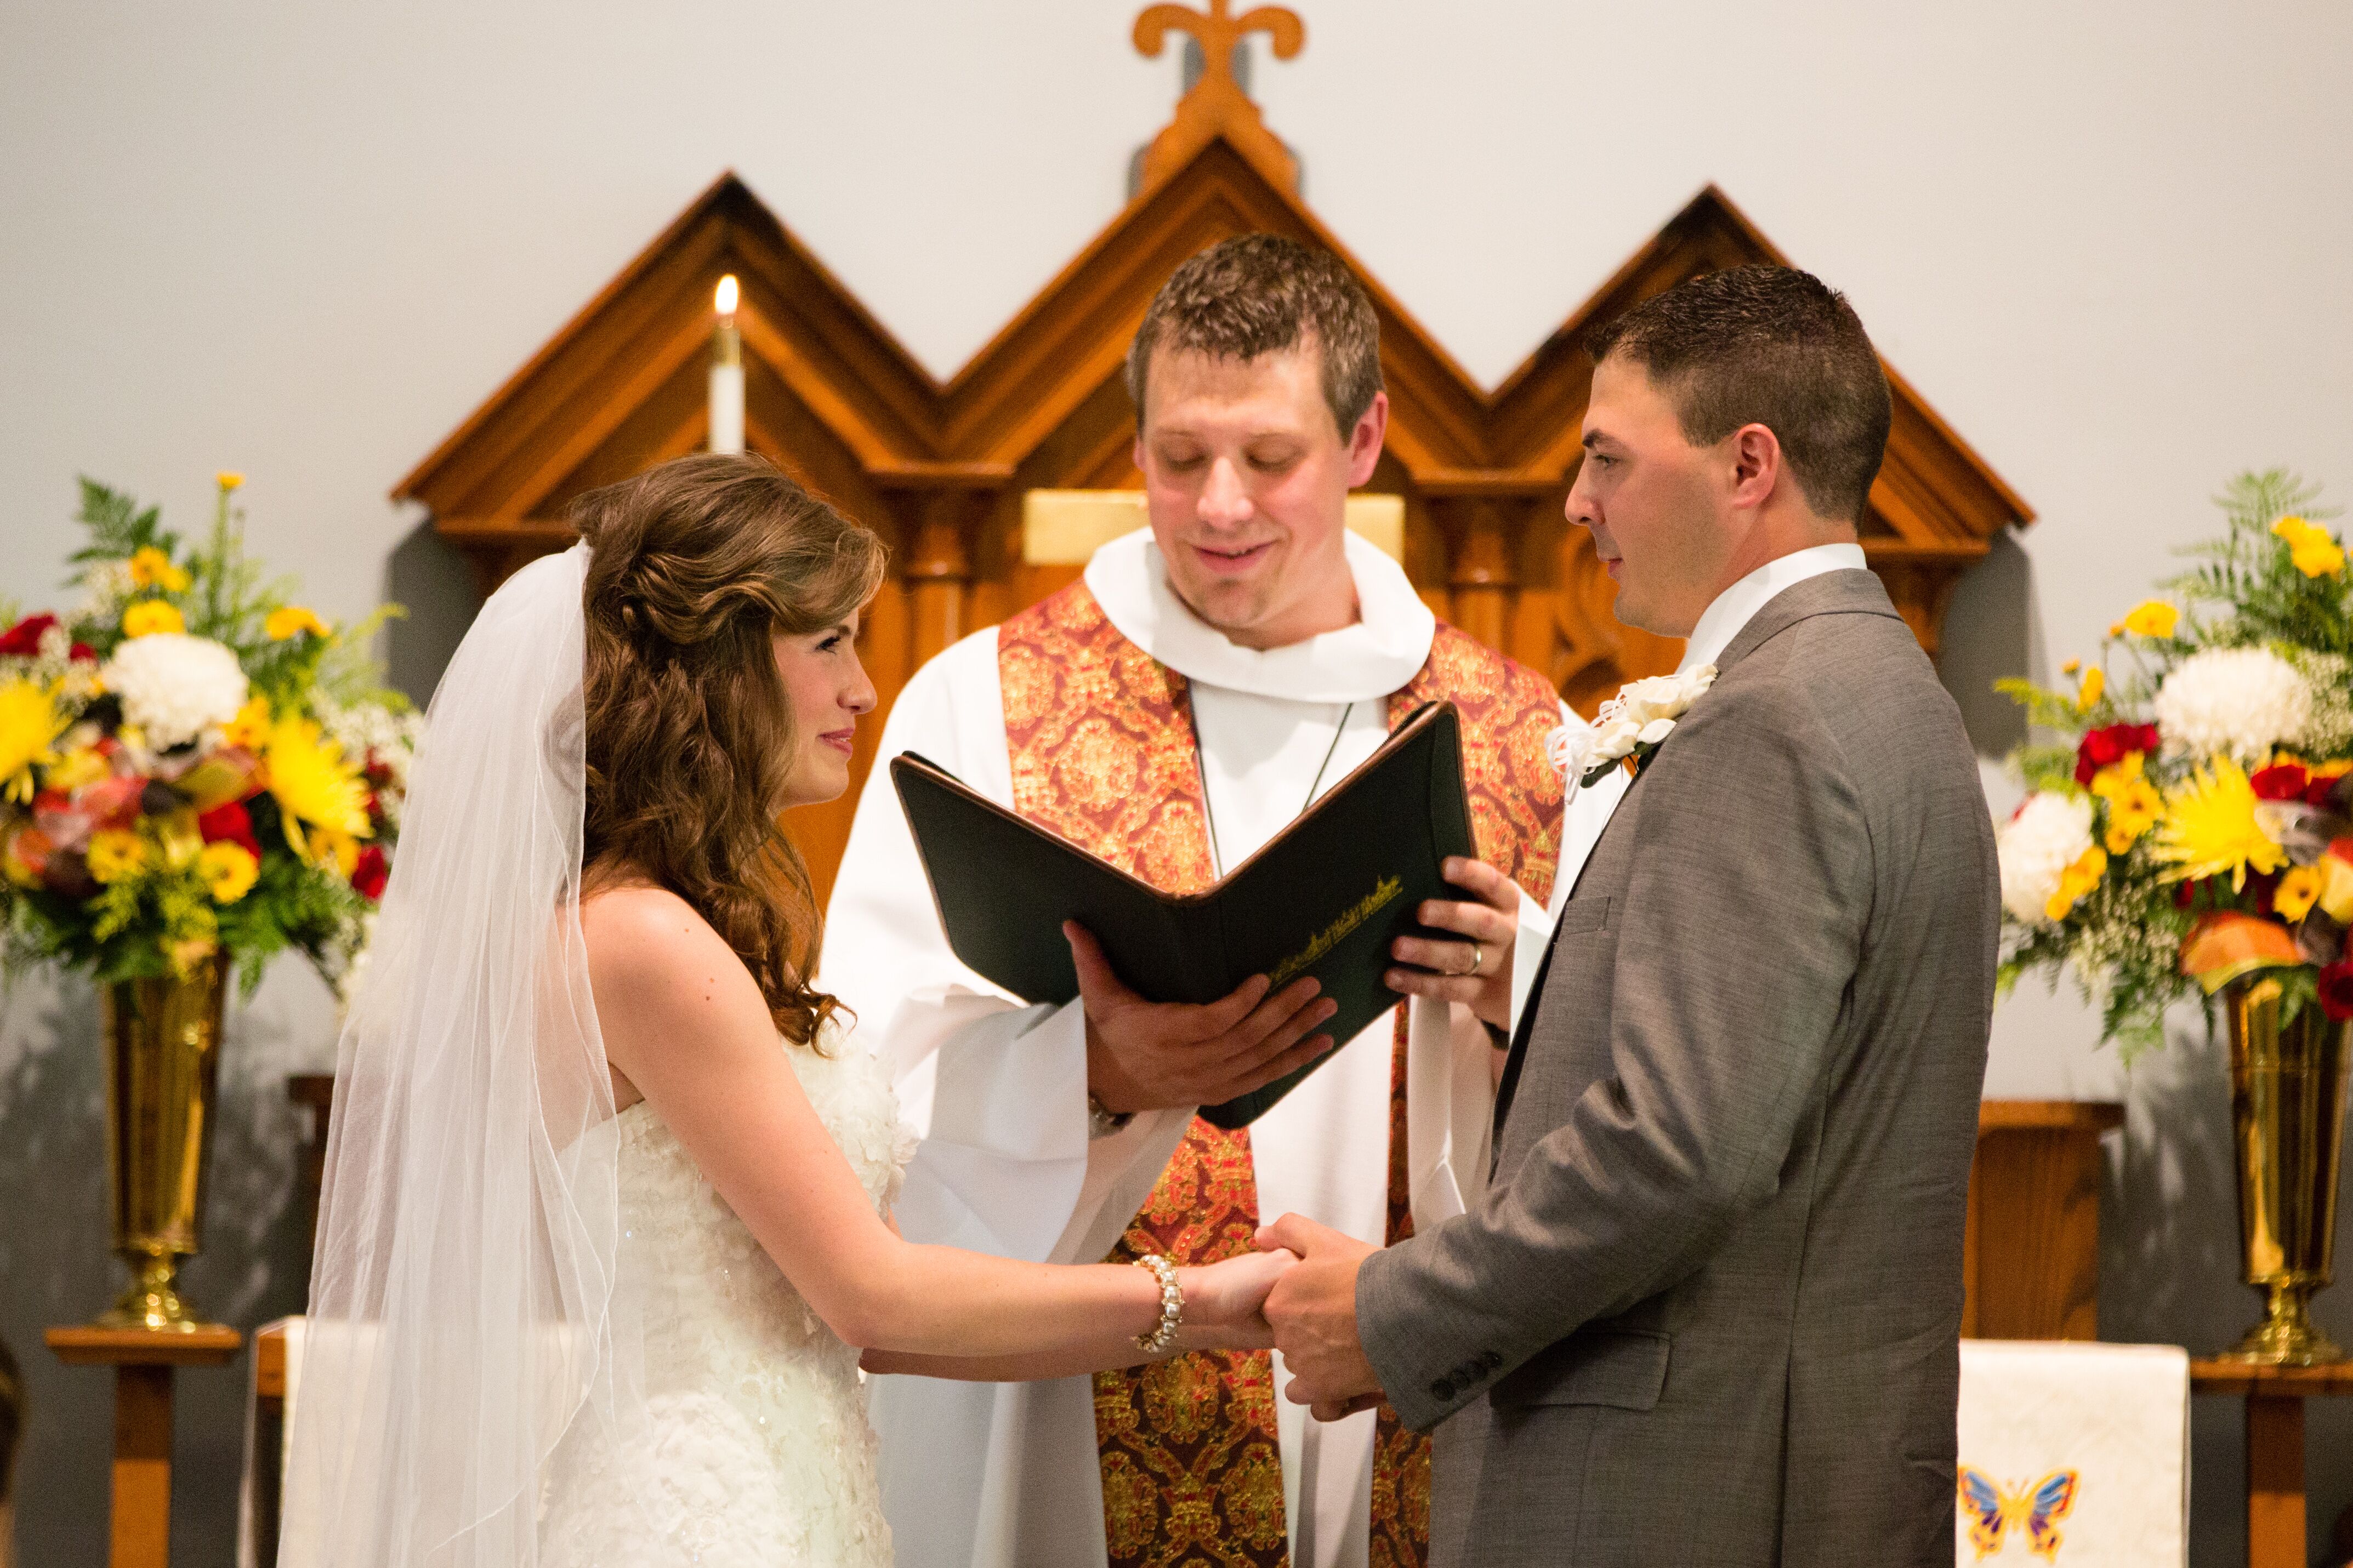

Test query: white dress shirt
[1676,541,1868,675]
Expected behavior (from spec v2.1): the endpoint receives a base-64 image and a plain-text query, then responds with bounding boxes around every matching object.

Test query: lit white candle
[709,274,745,456]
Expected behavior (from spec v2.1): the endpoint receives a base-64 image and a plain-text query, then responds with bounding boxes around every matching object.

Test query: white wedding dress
[539,1028,914,1567]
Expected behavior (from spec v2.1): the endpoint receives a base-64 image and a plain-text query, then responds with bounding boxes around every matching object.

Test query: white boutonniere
[1546,666,1718,792]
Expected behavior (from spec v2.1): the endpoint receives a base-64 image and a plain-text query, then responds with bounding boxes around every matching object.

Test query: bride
[281,455,1326,1566]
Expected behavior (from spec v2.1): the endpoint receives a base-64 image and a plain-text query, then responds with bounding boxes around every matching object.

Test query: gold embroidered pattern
[1000,589,1566,1568]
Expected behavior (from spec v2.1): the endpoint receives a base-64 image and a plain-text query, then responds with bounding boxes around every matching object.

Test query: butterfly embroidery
[1958,1466,2079,1560]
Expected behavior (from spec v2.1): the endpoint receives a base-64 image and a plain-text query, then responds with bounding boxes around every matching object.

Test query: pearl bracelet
[1132,1253,1183,1354]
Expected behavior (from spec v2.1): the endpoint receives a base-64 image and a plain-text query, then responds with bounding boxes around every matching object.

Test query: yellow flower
[45,746,111,792]
[2151,755,2290,890]
[309,825,361,878]
[223,695,270,750]
[0,677,70,805]
[197,841,259,904]
[2044,846,2109,921]
[2091,754,2162,853]
[216,471,244,492]
[128,546,191,594]
[264,714,373,864]
[2273,515,2346,578]
[2061,658,2082,676]
[2110,600,2180,639]
[2294,538,2346,578]
[2076,666,2105,712]
[265,605,330,642]
[121,601,185,638]
[2275,864,2326,923]
[86,828,147,883]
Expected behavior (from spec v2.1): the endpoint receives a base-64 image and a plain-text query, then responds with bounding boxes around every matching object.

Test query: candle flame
[714,275,739,317]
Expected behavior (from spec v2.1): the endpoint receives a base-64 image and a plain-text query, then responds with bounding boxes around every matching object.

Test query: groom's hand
[1068,922,1339,1115]
[1257,1213,1385,1421]
[1385,856,1520,1033]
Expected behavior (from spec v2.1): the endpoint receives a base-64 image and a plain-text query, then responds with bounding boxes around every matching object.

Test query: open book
[888,701,1477,1128]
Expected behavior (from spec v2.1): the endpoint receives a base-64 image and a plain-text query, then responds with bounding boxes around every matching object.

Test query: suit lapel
[1492,569,1903,1141]
[1710,568,1903,675]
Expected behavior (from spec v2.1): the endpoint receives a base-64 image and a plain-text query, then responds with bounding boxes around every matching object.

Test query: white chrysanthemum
[1996,791,2095,926]
[2153,646,2312,762]
[100,633,248,750]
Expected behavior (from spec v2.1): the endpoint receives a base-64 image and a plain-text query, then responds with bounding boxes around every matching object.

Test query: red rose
[67,642,96,663]
[2320,960,2353,1022]
[350,844,388,901]
[0,613,58,657]
[196,801,261,859]
[2252,762,2312,802]
[2074,723,2162,786]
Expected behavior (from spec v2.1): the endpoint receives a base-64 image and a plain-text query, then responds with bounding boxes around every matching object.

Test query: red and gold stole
[998,580,1565,1568]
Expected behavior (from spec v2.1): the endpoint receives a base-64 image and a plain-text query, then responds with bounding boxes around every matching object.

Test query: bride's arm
[588,888,1285,1360]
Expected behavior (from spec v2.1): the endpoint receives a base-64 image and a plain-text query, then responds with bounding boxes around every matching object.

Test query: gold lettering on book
[1266,875,1403,989]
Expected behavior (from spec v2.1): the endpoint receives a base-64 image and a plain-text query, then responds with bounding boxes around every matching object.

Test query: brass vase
[2218,973,2350,1365]
[94,954,229,1331]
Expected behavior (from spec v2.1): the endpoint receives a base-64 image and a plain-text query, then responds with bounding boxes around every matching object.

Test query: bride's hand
[1172,1248,1298,1352]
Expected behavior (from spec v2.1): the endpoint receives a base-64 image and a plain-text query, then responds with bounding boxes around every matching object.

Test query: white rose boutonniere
[1545,665,1718,792]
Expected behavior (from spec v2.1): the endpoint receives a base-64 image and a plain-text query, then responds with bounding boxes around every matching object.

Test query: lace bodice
[539,1033,915,1567]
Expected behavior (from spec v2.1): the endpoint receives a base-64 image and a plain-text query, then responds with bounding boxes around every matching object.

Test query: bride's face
[771,609,876,809]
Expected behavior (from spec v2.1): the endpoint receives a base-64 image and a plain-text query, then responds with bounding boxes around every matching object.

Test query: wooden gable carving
[397,143,2030,899]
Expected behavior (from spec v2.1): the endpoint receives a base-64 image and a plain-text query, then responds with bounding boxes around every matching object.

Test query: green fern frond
[67,478,174,578]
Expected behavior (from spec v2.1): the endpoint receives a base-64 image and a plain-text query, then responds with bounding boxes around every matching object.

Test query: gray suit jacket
[1357,570,1997,1567]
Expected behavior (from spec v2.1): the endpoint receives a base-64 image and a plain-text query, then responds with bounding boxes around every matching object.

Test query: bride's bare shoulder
[579,881,738,997]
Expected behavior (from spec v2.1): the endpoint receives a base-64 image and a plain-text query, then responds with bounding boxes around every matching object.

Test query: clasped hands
[1164,1215,1384,1418]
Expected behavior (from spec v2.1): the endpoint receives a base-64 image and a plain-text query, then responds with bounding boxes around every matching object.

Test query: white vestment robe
[820,530,1626,1568]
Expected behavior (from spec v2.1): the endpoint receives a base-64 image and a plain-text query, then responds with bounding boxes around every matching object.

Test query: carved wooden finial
[1131,1,1305,195]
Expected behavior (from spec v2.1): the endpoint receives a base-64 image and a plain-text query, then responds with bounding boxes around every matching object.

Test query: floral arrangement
[0,474,419,993]
[1996,470,2353,1054]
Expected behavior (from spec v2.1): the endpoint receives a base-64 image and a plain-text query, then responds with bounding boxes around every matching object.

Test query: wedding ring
[1465,945,1485,978]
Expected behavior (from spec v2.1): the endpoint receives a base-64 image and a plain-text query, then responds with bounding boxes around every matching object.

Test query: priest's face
[1134,343,1388,651]
[1567,354,1738,638]
[771,608,876,809]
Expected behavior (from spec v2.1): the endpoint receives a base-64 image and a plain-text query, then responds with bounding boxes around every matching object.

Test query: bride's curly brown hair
[572,454,887,1047]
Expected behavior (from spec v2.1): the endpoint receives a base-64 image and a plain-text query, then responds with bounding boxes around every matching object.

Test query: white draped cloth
[821,529,1624,1568]
[1954,1340,2191,1566]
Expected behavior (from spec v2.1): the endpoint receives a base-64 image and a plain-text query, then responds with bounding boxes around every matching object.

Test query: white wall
[4,1,2350,1562]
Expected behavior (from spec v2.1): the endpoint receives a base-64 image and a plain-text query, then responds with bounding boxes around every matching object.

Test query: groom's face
[1134,343,1386,651]
[1567,354,1735,638]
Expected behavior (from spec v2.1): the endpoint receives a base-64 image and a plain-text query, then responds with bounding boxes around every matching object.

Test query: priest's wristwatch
[1087,1091,1135,1140]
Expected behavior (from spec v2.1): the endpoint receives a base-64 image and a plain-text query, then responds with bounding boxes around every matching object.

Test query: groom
[1261,265,1999,1565]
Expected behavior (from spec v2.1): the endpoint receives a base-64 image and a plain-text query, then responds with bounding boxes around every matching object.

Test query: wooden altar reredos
[393,2,2033,899]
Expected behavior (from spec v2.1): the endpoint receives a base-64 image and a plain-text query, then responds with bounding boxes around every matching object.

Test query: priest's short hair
[1588,265,1892,524]
[1127,232,1383,438]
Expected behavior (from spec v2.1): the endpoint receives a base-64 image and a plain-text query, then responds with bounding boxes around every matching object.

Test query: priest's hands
[1385,856,1521,1033]
[1257,1213,1387,1422]
[1067,921,1339,1115]
[1173,1247,1299,1352]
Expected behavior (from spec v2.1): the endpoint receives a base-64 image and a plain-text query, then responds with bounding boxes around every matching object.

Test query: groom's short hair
[1127,233,1384,438]
[1587,265,1892,523]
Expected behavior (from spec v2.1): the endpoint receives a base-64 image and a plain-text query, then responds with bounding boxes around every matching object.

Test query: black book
[888,702,1476,1128]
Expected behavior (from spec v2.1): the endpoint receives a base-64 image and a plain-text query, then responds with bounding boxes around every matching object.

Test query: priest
[822,234,1624,1568]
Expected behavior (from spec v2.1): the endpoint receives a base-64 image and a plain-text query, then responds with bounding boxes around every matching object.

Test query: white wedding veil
[281,543,641,1565]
